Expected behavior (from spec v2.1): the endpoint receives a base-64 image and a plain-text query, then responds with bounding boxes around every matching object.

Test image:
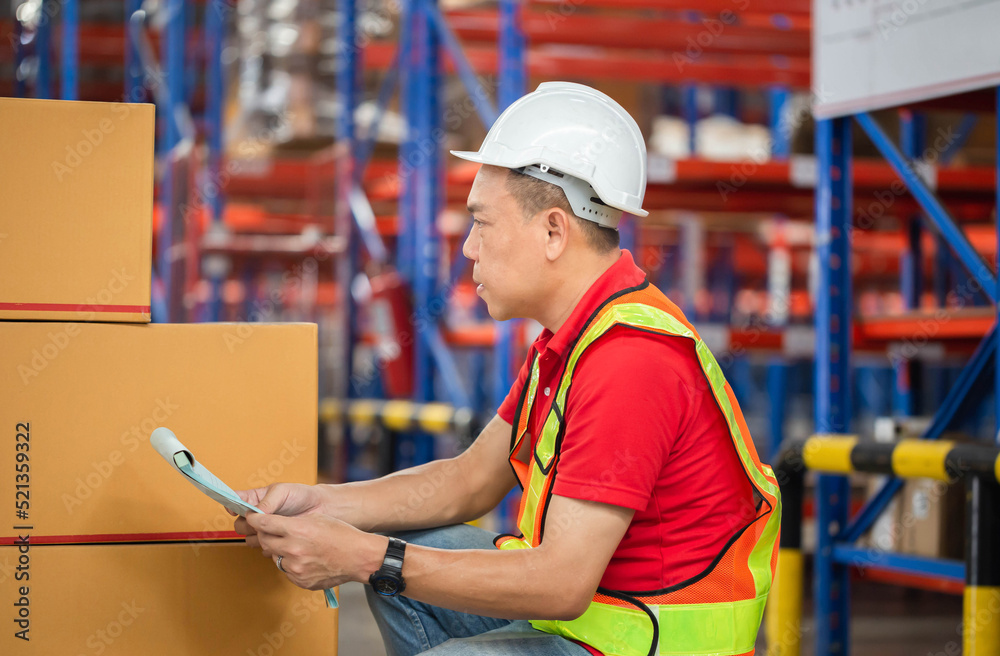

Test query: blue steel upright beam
[36,1,52,99]
[336,0,362,477]
[897,110,925,417]
[336,0,361,329]
[767,361,788,462]
[769,87,790,159]
[60,0,77,100]
[497,0,525,110]
[713,87,739,119]
[814,115,852,656]
[205,1,225,225]
[125,0,145,101]
[205,0,227,321]
[682,85,698,156]
[157,0,186,323]
[408,0,442,466]
[397,1,417,284]
[492,0,526,413]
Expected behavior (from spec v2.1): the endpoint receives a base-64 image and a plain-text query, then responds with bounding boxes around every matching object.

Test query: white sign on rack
[813,0,1000,118]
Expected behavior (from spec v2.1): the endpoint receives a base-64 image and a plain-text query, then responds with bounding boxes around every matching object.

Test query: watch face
[374,576,399,596]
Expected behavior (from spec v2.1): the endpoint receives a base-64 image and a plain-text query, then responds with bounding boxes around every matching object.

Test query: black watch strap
[383,537,406,573]
[369,537,407,596]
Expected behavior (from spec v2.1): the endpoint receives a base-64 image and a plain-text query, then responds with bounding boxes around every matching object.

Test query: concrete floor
[339,582,386,656]
[338,579,963,656]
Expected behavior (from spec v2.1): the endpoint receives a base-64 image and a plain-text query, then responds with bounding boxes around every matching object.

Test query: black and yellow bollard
[964,473,1000,655]
[766,449,804,656]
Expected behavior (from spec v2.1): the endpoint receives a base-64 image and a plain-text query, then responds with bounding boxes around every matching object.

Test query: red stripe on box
[0,531,241,546]
[0,302,150,313]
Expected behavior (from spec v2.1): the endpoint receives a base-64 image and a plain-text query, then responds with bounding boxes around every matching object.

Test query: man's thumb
[255,486,284,514]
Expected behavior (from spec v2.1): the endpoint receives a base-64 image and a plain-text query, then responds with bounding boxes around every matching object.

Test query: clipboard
[150,427,339,609]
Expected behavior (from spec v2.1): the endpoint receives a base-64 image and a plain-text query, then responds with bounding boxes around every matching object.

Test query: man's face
[462,166,546,321]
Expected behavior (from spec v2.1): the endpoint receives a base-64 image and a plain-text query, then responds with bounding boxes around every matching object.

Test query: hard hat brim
[448,149,649,218]
[449,150,485,164]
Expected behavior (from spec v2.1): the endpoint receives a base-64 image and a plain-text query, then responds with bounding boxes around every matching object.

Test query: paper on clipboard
[149,427,339,609]
[150,427,261,517]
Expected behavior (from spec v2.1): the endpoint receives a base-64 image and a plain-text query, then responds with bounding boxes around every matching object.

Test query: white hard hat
[451,81,649,229]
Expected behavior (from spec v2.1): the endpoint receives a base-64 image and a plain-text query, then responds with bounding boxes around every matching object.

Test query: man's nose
[462,226,477,261]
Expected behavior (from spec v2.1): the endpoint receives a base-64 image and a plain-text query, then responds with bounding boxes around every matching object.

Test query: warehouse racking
[810,84,1000,653]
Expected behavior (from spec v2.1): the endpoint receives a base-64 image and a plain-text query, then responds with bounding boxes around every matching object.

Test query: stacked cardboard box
[0,98,153,322]
[0,98,337,653]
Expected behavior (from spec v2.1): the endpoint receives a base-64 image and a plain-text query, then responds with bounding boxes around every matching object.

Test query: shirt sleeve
[551,327,699,512]
[497,352,531,425]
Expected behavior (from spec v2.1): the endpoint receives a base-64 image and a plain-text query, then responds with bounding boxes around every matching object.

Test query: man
[235,82,780,656]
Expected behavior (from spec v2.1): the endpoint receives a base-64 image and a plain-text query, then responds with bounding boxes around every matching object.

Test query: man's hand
[232,483,327,538]
[240,512,387,591]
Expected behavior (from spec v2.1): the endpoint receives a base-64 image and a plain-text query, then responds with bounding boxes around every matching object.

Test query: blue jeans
[365,524,591,656]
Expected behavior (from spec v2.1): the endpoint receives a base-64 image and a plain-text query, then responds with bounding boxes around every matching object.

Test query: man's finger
[256,532,293,559]
[235,486,267,507]
[233,517,256,537]
[246,511,292,537]
[255,485,289,515]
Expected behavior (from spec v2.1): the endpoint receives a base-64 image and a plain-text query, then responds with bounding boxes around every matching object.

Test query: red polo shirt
[498,250,756,653]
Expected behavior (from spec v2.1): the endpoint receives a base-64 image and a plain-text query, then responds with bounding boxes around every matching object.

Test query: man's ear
[542,208,571,262]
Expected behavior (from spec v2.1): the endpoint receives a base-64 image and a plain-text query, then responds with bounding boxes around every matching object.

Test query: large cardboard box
[0,322,318,544]
[0,97,153,322]
[899,477,965,560]
[0,542,338,654]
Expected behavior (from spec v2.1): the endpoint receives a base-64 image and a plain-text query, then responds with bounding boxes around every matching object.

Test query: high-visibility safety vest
[494,280,781,656]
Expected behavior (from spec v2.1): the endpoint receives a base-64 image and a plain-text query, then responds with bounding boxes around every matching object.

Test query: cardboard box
[0,97,153,322]
[0,322,318,544]
[861,475,903,553]
[899,477,965,560]
[0,542,338,654]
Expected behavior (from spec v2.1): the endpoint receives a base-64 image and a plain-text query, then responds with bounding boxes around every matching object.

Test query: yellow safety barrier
[801,434,857,474]
[891,439,954,482]
[773,436,1000,656]
[964,586,1000,656]
[765,548,803,656]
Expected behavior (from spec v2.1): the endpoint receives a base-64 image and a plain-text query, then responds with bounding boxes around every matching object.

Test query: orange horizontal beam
[856,309,995,343]
[363,42,809,88]
[528,0,811,13]
[0,20,201,66]
[449,9,809,55]
[443,323,497,348]
[226,157,397,199]
[200,234,346,258]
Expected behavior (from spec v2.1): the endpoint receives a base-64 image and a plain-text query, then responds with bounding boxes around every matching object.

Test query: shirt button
[543,387,551,396]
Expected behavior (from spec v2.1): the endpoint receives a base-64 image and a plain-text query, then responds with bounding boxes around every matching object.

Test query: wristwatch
[369,537,407,596]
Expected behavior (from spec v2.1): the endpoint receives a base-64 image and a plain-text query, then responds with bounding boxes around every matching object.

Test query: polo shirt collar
[537,249,647,361]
